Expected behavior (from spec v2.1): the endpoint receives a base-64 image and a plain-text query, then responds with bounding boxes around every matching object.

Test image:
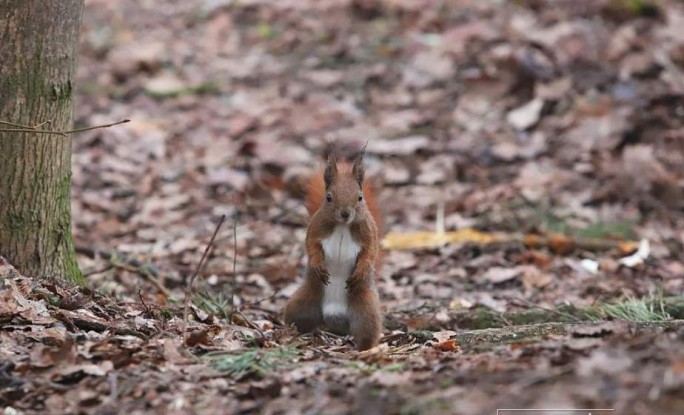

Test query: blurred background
[73,0,683,310]
[16,0,680,412]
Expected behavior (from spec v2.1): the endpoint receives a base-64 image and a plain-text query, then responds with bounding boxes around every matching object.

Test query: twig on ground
[221,209,267,338]
[183,215,226,346]
[225,288,277,339]
[497,311,514,326]
[237,290,279,312]
[0,118,130,136]
[55,309,150,339]
[76,246,160,273]
[379,332,407,344]
[75,245,172,299]
[509,296,583,323]
[82,263,115,277]
[230,210,239,314]
[139,289,151,314]
[232,309,265,338]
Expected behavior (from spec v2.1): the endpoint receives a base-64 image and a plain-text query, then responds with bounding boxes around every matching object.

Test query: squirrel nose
[340,210,350,220]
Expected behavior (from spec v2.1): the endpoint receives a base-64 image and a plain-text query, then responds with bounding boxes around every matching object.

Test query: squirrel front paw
[312,266,331,285]
[347,260,372,290]
[346,272,367,292]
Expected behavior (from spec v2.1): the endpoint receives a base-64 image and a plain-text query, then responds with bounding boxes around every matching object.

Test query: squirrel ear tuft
[351,150,365,186]
[324,152,338,188]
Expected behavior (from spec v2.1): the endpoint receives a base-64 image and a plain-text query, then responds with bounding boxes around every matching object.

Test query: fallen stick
[0,118,129,136]
[75,246,172,299]
[182,215,226,346]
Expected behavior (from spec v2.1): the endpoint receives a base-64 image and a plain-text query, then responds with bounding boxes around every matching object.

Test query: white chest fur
[320,225,360,317]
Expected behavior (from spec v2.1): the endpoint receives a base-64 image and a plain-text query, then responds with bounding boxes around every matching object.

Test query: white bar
[496,408,615,415]
[497,410,615,413]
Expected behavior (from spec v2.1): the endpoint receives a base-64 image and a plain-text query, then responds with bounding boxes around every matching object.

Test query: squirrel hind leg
[283,284,323,333]
[347,286,382,351]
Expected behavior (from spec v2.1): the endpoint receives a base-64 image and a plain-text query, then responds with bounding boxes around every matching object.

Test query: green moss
[451,304,598,330]
[439,378,455,389]
[0,76,21,105]
[50,81,73,102]
[256,20,277,40]
[610,0,660,17]
[464,307,506,329]
[6,209,28,233]
[456,323,569,348]
[408,330,436,342]
[57,172,82,286]
[399,407,421,415]
[146,80,220,99]
[570,220,637,240]
[665,302,684,319]
[62,252,83,286]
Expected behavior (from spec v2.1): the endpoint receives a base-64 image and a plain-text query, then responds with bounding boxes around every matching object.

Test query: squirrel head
[321,151,366,225]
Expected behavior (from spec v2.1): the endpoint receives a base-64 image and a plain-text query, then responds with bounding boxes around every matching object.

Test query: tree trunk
[0,0,84,284]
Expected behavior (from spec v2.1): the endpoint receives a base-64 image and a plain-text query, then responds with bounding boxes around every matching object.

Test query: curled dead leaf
[433,339,460,352]
[185,325,221,347]
[357,343,390,363]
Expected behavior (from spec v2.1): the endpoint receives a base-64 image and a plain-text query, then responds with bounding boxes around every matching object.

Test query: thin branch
[63,119,130,134]
[75,245,172,299]
[0,128,68,135]
[237,290,279,312]
[33,120,53,129]
[0,120,52,129]
[138,289,151,314]
[183,215,226,346]
[230,211,239,314]
[82,263,115,278]
[233,309,265,338]
[228,289,278,340]
[508,296,583,323]
[0,119,130,136]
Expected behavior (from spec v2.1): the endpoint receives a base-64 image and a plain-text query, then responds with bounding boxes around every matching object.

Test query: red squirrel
[283,149,383,351]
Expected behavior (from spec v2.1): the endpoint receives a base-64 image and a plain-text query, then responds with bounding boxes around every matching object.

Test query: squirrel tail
[305,170,326,217]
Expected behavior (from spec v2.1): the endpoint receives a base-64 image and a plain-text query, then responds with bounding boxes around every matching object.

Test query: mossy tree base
[0,1,85,285]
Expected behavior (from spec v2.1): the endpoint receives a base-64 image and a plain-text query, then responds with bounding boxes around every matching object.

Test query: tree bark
[0,0,84,284]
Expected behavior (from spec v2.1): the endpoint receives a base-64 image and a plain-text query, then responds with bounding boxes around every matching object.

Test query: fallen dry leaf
[433,339,460,352]
[482,267,520,284]
[507,98,544,130]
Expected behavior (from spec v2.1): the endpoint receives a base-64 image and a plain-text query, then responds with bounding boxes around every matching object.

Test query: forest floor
[3,0,684,414]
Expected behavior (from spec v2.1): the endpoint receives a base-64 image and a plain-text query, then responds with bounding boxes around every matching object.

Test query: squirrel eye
[326,193,332,203]
[358,194,364,202]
